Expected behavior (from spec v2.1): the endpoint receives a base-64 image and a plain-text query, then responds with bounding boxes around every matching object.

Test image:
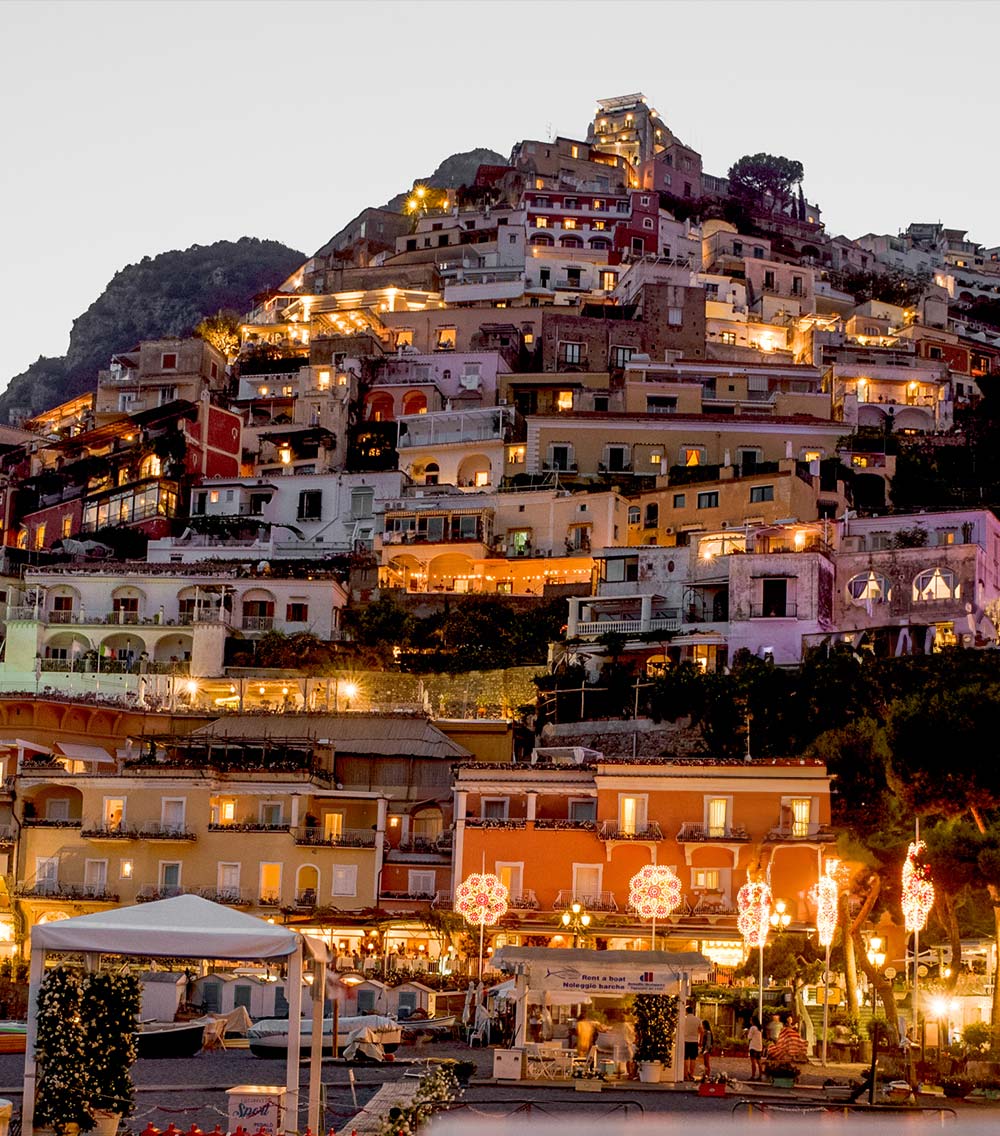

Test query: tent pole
[285,945,303,1135]
[23,946,45,1136]
[307,956,325,1134]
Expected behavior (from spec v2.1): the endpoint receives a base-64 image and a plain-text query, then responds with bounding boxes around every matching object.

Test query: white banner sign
[528,963,683,996]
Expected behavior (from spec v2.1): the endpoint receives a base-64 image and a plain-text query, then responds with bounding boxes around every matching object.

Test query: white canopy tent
[24,895,324,1135]
[493,947,711,1083]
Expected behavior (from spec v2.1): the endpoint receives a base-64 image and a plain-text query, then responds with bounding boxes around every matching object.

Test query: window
[161,798,186,833]
[44,802,69,823]
[332,865,357,897]
[297,490,322,520]
[35,857,58,892]
[213,798,236,825]
[33,524,46,550]
[644,502,659,528]
[323,812,344,842]
[120,859,133,880]
[560,342,583,365]
[563,218,577,230]
[259,802,284,827]
[682,446,706,466]
[158,386,178,405]
[159,862,182,892]
[556,390,574,412]
[790,798,812,838]
[628,506,641,525]
[749,485,774,503]
[642,217,654,230]
[667,307,683,326]
[61,515,72,539]
[913,567,959,601]
[610,345,635,369]
[618,795,647,835]
[928,345,943,360]
[568,798,596,822]
[482,797,509,820]
[847,571,891,604]
[218,863,241,895]
[732,241,743,256]
[161,353,177,370]
[548,444,573,471]
[673,493,686,508]
[719,331,737,346]
[791,275,804,296]
[249,492,269,516]
[572,864,603,904]
[407,870,436,897]
[103,797,125,831]
[605,445,629,472]
[286,602,308,622]
[707,797,728,837]
[697,491,719,509]
[764,270,776,290]
[599,556,638,583]
[495,863,523,899]
[436,328,457,351]
[259,862,282,903]
[600,271,617,291]
[84,861,108,894]
[693,869,721,891]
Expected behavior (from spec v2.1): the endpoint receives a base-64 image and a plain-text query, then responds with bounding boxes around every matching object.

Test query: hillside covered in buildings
[2,92,1000,1009]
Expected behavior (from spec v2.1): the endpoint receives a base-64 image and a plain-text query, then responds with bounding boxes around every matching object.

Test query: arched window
[912,567,959,601]
[560,236,583,248]
[589,238,610,250]
[846,571,892,605]
[530,234,554,246]
[423,462,439,486]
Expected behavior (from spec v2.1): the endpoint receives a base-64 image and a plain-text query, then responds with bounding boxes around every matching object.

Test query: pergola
[23,895,325,1135]
[493,947,711,1083]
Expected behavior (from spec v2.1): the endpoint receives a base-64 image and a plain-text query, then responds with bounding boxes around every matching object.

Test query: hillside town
[4,89,1000,1117]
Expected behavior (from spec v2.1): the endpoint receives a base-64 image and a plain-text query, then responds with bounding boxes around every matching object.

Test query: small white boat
[248,1014,401,1058]
[401,1014,457,1033]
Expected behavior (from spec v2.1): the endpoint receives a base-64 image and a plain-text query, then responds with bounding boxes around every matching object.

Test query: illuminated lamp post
[454,872,509,979]
[629,865,682,950]
[738,877,772,1027]
[814,859,840,1066]
[902,835,935,1037]
[560,901,592,948]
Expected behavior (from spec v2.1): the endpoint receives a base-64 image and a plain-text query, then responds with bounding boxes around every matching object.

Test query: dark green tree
[727,153,804,213]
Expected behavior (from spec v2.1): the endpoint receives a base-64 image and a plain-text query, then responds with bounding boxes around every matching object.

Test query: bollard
[232,1127,250,1136]
[186,1125,203,1136]
[163,1125,183,1136]
[141,1124,161,1136]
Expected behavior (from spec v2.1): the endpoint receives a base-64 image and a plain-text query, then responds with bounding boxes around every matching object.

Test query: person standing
[747,1016,764,1082]
[683,1003,702,1080]
[766,1012,782,1050]
[700,1018,714,1078]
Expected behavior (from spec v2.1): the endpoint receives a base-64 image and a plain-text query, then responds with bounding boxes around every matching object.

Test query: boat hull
[136,1022,206,1059]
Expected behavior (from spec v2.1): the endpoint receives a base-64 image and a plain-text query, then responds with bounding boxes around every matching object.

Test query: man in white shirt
[683,1003,702,1080]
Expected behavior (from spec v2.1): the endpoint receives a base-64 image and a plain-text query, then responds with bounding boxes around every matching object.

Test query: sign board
[884,967,897,980]
[917,964,929,978]
[528,963,685,996]
[226,1085,285,1136]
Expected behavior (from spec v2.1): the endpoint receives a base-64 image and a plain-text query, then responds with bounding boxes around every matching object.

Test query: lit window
[259,386,269,397]
[913,567,959,601]
[683,447,704,466]
[34,525,46,550]
[474,471,490,487]
[61,515,72,539]
[556,390,574,411]
[803,449,822,463]
[693,869,720,890]
[535,217,548,228]
[847,571,891,605]
[436,328,457,351]
[209,491,219,504]
[395,330,413,348]
[563,218,577,229]
[120,859,134,880]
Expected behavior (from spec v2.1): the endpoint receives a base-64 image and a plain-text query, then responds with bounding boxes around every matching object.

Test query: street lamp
[866,936,886,970]
[770,899,792,930]
[560,901,592,947]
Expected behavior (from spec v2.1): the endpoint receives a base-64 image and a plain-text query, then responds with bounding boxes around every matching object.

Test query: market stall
[23,895,325,1135]
[493,947,710,1084]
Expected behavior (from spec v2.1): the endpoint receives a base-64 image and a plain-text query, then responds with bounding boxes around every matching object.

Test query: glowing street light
[738,877,772,1026]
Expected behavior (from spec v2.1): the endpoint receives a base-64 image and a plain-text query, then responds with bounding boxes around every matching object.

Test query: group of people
[745,1011,809,1081]
[682,1003,716,1080]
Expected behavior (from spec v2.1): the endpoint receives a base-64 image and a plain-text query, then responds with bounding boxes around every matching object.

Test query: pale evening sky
[2,0,999,391]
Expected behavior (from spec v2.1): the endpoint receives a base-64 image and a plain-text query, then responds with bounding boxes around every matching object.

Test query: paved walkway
[336,1078,418,1136]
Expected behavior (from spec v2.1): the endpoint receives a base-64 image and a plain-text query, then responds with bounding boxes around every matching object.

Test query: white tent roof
[55,742,114,764]
[31,894,302,959]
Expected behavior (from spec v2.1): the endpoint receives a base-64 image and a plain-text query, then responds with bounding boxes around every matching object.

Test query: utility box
[226,1085,285,1135]
[493,1048,524,1080]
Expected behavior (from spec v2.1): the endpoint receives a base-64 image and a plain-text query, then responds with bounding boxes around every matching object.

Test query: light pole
[560,901,592,948]
[865,934,886,1009]
[815,859,839,1066]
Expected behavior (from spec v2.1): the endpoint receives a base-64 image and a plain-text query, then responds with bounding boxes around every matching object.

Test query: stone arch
[296,864,319,902]
[427,552,475,592]
[456,454,492,488]
[366,391,394,422]
[402,390,428,415]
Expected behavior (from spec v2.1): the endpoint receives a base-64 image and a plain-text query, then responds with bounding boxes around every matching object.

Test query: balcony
[0,826,13,844]
[292,827,379,848]
[749,603,799,619]
[508,890,539,910]
[598,821,663,841]
[293,890,318,909]
[677,823,750,842]
[554,889,618,912]
[241,616,275,632]
[207,821,291,834]
[465,818,527,830]
[532,818,597,831]
[22,817,82,829]
[9,606,228,628]
[81,821,136,841]
[136,823,197,841]
[15,881,119,901]
[40,659,190,675]
[136,885,188,903]
[765,823,835,843]
[381,889,437,902]
[432,890,453,908]
[574,616,679,639]
[196,887,252,906]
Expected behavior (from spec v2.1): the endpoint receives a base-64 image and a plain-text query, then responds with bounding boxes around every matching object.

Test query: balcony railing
[293,890,318,909]
[241,616,275,632]
[22,817,82,829]
[136,885,187,903]
[292,827,378,848]
[465,818,527,829]
[508,890,539,910]
[136,823,197,841]
[599,821,663,841]
[749,603,798,619]
[765,823,834,843]
[207,821,291,834]
[15,881,119,901]
[9,607,228,628]
[554,889,618,912]
[81,821,136,840]
[380,889,436,901]
[40,659,191,675]
[532,818,597,831]
[574,616,679,638]
[677,823,750,842]
[432,890,453,908]
[196,886,252,906]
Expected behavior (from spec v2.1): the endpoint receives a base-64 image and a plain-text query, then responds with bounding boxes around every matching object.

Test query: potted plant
[438,1059,475,1086]
[81,972,141,1136]
[765,1059,801,1089]
[941,1075,974,1099]
[631,994,678,1084]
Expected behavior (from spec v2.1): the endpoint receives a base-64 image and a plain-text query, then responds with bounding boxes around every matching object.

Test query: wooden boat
[248,1014,401,1058]
[400,1014,457,1034]
[0,1022,26,1054]
[136,1020,207,1059]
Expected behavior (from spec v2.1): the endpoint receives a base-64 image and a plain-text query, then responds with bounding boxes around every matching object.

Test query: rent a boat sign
[529,964,679,995]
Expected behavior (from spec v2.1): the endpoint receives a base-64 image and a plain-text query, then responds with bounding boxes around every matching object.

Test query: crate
[698,1081,727,1097]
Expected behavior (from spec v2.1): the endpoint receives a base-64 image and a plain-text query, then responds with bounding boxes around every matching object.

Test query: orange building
[452,754,833,966]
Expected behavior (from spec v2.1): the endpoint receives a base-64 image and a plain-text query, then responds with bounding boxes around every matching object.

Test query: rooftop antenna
[546,122,554,142]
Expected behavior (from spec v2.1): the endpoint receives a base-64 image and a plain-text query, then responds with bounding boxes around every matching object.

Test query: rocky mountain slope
[2,237,303,423]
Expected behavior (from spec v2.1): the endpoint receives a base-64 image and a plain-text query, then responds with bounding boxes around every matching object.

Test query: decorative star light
[737,878,772,948]
[454,872,509,926]
[629,865,682,919]
[901,840,934,933]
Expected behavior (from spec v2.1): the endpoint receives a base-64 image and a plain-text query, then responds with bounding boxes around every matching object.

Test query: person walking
[747,1016,764,1082]
[682,1003,702,1081]
[700,1018,714,1078]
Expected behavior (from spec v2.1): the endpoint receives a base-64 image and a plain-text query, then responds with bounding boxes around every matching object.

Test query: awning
[55,743,114,764]
[0,739,53,754]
